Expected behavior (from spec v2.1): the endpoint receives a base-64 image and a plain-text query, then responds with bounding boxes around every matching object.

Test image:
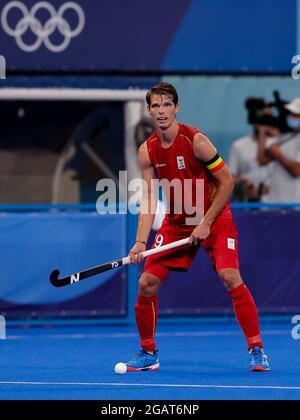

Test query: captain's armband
[204,153,225,174]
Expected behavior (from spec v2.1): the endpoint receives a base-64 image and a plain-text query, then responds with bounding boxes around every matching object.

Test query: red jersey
[146,123,232,228]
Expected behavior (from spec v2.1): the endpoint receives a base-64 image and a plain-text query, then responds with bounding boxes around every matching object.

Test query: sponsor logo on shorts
[155,163,167,168]
[227,238,235,250]
[177,156,186,170]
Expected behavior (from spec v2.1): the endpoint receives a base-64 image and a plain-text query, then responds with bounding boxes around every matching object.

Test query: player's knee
[218,268,243,292]
[138,273,160,297]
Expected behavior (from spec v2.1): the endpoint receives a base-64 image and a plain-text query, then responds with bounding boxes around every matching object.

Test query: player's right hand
[128,242,146,264]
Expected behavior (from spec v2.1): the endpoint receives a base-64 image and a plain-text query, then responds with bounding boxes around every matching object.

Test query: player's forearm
[202,178,234,226]
[136,212,155,243]
[136,194,157,243]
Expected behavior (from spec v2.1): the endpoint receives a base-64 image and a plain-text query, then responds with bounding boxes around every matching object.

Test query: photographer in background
[229,98,278,202]
[263,98,300,202]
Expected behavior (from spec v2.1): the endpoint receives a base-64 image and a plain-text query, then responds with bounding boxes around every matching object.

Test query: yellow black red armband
[205,154,225,174]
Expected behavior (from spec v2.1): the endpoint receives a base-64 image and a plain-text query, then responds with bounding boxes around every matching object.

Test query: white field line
[0,381,299,391]
[6,330,289,340]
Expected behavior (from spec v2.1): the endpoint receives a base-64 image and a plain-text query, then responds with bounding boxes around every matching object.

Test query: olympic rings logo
[1,1,85,53]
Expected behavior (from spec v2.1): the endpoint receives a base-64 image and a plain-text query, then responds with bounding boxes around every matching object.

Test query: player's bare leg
[218,268,270,372]
[126,273,161,371]
[138,272,161,297]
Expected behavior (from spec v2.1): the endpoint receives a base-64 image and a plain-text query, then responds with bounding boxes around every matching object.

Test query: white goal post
[0,88,147,203]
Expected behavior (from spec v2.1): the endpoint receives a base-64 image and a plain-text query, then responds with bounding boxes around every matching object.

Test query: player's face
[148,94,179,130]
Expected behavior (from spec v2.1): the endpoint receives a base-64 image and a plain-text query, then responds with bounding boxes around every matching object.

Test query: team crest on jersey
[177,156,186,170]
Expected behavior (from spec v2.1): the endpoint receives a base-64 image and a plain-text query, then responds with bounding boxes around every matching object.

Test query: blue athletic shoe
[126,348,159,372]
[249,347,270,372]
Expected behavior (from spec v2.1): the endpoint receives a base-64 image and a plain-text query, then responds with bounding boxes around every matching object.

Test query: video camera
[245,91,291,133]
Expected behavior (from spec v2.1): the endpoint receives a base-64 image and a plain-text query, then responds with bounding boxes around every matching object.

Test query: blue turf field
[0,319,299,400]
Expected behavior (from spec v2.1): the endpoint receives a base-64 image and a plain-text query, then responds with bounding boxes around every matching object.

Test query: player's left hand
[189,220,211,245]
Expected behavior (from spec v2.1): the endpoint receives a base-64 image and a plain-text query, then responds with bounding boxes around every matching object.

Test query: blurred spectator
[229,98,277,202]
[263,98,300,202]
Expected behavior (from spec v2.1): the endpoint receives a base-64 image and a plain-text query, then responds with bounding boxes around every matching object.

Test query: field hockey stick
[49,237,190,288]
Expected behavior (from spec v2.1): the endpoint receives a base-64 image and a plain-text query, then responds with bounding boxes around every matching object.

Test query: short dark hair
[146,83,179,106]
